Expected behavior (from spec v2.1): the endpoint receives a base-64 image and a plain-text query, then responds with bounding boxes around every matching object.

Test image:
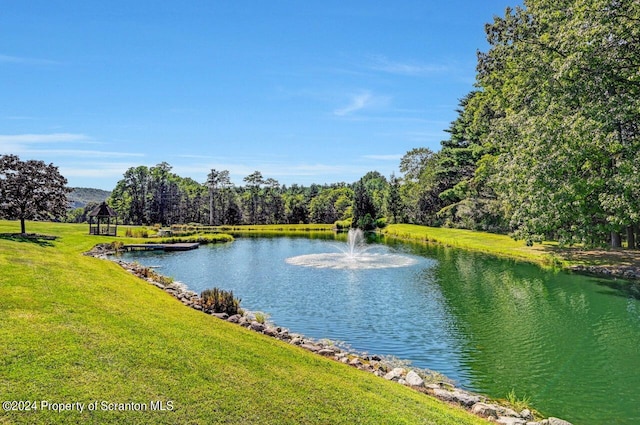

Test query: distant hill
[68,187,112,209]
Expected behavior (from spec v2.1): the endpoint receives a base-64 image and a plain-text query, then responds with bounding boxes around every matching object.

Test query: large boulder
[249,321,266,332]
[300,343,321,353]
[383,368,405,381]
[548,418,573,425]
[263,327,278,337]
[471,402,498,418]
[496,418,526,425]
[520,409,534,421]
[432,388,481,407]
[405,370,424,387]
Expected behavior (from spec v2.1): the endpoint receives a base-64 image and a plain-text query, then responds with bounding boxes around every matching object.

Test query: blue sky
[1,1,518,190]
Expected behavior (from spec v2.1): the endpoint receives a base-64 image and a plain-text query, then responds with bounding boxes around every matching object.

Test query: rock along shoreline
[86,243,575,425]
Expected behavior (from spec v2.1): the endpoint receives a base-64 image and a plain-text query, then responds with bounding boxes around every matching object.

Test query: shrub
[335,219,352,230]
[124,227,149,238]
[357,214,376,231]
[374,217,387,229]
[201,287,242,315]
[505,389,533,412]
[253,311,270,324]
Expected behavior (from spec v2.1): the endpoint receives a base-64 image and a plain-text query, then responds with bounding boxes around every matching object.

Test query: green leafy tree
[308,187,354,224]
[477,0,640,247]
[398,148,442,225]
[0,155,71,234]
[283,185,309,224]
[109,165,150,225]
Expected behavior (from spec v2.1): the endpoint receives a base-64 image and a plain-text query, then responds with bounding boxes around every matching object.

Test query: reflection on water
[122,236,640,425]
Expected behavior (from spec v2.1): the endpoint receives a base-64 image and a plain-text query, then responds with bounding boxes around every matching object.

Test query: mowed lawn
[0,221,489,425]
[382,224,565,267]
[383,223,640,271]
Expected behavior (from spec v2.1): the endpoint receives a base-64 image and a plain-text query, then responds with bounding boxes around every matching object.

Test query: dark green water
[123,236,640,424]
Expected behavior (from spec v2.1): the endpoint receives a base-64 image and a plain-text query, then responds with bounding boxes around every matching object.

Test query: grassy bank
[0,220,488,425]
[382,224,562,266]
[382,224,640,272]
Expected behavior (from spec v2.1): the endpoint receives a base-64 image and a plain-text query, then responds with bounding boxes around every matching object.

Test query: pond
[121,234,640,425]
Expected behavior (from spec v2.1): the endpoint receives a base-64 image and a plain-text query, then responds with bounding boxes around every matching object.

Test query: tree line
[106,0,640,248]
[106,163,393,230]
[443,0,640,248]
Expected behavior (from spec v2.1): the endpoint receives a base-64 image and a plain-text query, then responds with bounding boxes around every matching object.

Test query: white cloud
[333,91,392,117]
[0,133,144,166]
[2,116,35,120]
[21,149,145,158]
[368,55,448,76]
[362,154,403,161]
[60,162,140,178]
[0,53,59,65]
[0,54,23,63]
[0,133,89,144]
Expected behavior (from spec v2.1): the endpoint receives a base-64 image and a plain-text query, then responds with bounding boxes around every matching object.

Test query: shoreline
[381,224,640,281]
[86,242,575,425]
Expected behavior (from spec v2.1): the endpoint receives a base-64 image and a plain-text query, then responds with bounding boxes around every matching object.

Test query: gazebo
[88,202,118,236]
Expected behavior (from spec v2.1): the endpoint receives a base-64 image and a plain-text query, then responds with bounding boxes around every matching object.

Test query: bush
[253,311,270,324]
[374,217,387,229]
[125,227,150,238]
[201,287,242,315]
[334,219,352,230]
[357,214,376,231]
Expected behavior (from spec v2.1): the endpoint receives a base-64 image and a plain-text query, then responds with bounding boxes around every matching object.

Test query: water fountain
[345,227,367,258]
[285,228,418,270]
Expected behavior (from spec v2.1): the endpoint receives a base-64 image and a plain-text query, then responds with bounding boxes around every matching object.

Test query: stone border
[570,264,640,280]
[86,243,574,425]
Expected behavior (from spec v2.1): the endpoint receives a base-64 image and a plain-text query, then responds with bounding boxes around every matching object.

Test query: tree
[477,0,640,247]
[148,162,176,225]
[109,165,150,225]
[0,155,71,234]
[263,178,285,224]
[352,180,376,230]
[206,169,231,225]
[242,171,265,224]
[308,187,353,224]
[398,148,442,225]
[283,185,308,224]
[385,173,403,224]
[433,91,506,231]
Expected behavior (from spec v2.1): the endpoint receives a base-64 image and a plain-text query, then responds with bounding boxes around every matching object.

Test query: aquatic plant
[201,287,242,315]
[253,311,270,324]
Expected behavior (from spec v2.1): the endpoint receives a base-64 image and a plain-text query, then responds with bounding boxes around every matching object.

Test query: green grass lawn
[0,220,489,425]
[383,223,640,271]
[382,224,571,268]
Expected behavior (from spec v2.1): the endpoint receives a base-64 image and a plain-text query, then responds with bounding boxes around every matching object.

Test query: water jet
[285,228,418,270]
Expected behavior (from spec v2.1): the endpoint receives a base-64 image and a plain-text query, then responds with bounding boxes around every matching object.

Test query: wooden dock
[122,243,199,252]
